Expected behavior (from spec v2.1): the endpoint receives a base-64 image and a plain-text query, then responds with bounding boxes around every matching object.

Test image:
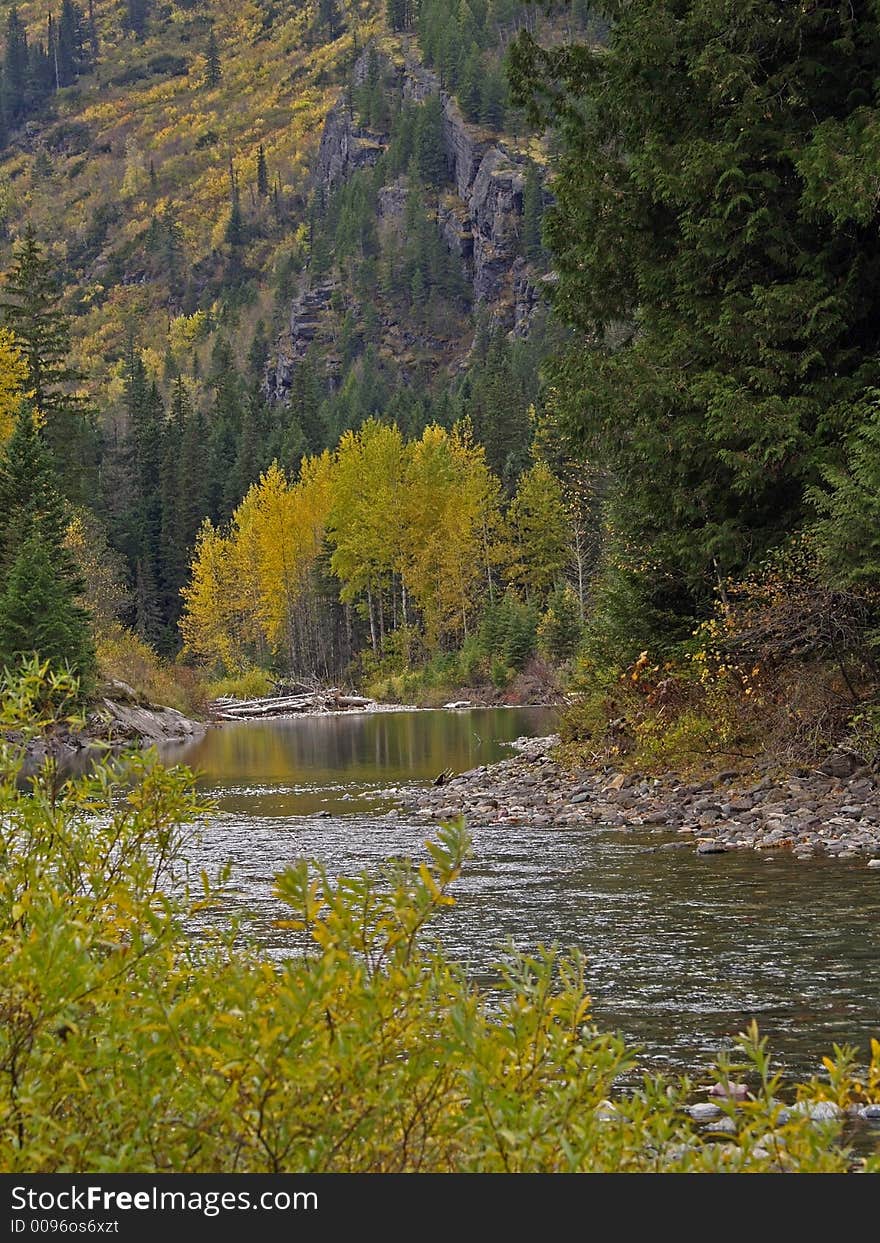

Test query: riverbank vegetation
[2,667,878,1173]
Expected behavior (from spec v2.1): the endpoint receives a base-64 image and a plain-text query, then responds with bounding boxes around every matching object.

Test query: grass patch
[207,668,275,701]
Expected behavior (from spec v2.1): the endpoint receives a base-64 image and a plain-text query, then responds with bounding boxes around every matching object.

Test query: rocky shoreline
[398,735,880,868]
[17,683,205,769]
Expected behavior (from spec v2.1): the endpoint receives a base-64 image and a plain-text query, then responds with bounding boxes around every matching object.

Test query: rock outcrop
[91,697,206,747]
[316,104,387,190]
[269,43,549,402]
[266,280,337,404]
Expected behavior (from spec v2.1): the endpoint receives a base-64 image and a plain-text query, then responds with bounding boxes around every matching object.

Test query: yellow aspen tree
[246,462,301,660]
[327,420,406,653]
[402,424,503,647]
[228,486,271,661]
[180,519,244,670]
[253,456,336,665]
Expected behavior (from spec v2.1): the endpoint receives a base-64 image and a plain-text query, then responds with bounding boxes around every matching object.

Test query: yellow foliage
[401,423,503,647]
[168,310,210,358]
[181,455,335,670]
[0,328,28,446]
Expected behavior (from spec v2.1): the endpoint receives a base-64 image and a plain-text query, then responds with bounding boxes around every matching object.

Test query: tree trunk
[573,523,586,621]
[367,588,378,656]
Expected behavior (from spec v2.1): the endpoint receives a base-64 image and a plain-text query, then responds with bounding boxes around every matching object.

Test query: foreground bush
[1,667,878,1173]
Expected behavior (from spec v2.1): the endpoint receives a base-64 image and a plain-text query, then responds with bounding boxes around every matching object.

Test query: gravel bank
[397,735,880,866]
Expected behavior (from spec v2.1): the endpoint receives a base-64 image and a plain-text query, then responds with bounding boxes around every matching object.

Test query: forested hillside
[4,0,880,774]
[0,0,597,698]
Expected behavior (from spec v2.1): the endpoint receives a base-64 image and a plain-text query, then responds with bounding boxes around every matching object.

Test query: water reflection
[163,706,556,816]
[167,708,880,1095]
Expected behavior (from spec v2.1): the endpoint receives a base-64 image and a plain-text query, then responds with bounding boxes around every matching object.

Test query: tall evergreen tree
[509,0,880,610]
[3,8,29,125]
[318,0,343,40]
[225,158,243,250]
[0,404,95,686]
[256,143,269,197]
[205,27,221,88]
[387,0,413,32]
[521,159,544,263]
[0,227,81,421]
[206,339,245,518]
[57,0,82,87]
[157,378,191,644]
[124,0,149,40]
[29,35,54,102]
[0,533,95,686]
[0,228,96,501]
[415,96,447,189]
[88,0,98,57]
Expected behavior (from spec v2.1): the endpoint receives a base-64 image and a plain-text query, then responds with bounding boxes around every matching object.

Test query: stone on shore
[394,731,880,864]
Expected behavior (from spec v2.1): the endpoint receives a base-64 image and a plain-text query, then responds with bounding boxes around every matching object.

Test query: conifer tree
[0,229,96,500]
[57,0,83,87]
[88,0,98,57]
[415,96,447,189]
[509,0,880,611]
[30,33,54,101]
[386,0,413,33]
[0,227,81,421]
[479,65,506,129]
[225,159,243,249]
[247,321,269,382]
[521,159,543,262]
[459,44,482,122]
[318,0,343,40]
[124,0,149,40]
[0,404,95,686]
[205,27,221,88]
[0,532,95,686]
[3,9,29,125]
[256,143,269,198]
[538,583,583,663]
[814,393,880,589]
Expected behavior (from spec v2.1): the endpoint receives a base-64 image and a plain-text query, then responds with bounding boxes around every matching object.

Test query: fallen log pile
[211,689,375,720]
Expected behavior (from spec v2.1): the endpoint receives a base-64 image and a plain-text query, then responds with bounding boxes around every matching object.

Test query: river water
[162,706,880,1086]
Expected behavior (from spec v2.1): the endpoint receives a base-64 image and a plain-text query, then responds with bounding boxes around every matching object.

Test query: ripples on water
[164,708,880,1089]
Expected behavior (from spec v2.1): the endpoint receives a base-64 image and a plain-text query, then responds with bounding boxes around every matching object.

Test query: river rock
[709,1082,749,1100]
[859,1104,880,1120]
[688,1102,721,1122]
[697,839,728,854]
[818,752,864,778]
[92,698,205,746]
[791,1100,843,1122]
[705,1117,737,1135]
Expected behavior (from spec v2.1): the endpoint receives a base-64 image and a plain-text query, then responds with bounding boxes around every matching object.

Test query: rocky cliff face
[316,104,388,190]
[269,44,549,403]
[267,280,337,404]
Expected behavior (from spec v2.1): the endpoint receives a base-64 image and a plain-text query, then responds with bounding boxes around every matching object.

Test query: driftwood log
[212,689,375,720]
